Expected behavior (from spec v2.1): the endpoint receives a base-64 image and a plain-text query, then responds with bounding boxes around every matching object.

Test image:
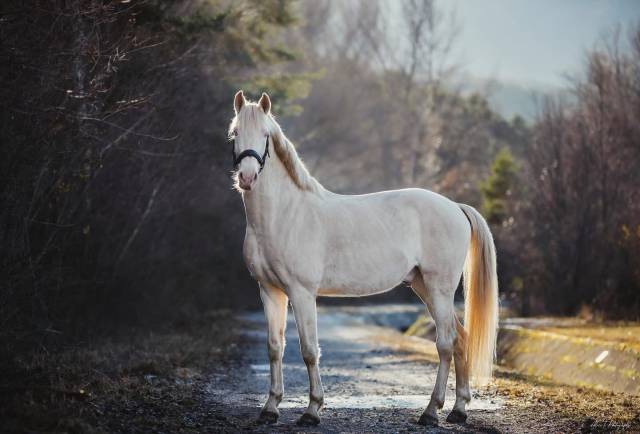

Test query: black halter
[232,136,270,172]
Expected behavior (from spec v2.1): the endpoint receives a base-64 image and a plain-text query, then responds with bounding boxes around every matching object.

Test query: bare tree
[522,26,640,317]
[318,0,461,187]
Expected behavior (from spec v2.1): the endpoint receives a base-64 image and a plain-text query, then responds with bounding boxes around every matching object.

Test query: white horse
[228,91,498,427]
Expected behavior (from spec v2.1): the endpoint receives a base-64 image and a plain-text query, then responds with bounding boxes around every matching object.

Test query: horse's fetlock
[269,390,283,403]
[429,392,445,409]
[458,389,471,402]
[309,392,324,407]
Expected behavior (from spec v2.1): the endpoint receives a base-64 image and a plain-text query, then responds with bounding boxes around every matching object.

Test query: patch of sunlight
[279,394,504,410]
[207,386,503,411]
[250,364,270,376]
[250,364,270,372]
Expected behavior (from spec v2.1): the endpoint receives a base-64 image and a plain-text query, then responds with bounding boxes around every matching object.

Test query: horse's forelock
[230,103,271,135]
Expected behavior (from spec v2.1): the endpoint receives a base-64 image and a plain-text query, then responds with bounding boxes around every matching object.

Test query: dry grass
[401,316,640,432]
[495,371,640,432]
[1,309,238,434]
[541,325,640,352]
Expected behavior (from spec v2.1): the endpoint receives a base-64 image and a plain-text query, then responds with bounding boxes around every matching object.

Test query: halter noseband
[232,136,270,172]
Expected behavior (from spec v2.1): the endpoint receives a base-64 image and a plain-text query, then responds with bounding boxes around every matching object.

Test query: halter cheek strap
[232,136,270,172]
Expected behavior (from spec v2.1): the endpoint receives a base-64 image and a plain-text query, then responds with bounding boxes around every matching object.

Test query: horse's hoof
[446,409,468,424]
[257,409,279,424]
[417,412,439,426]
[297,412,320,426]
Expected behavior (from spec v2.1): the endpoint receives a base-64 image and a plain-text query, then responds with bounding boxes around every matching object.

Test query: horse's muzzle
[238,171,258,190]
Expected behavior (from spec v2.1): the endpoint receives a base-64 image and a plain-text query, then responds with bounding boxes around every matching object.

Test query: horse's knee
[267,345,281,362]
[301,344,319,366]
[302,349,319,366]
[267,338,283,361]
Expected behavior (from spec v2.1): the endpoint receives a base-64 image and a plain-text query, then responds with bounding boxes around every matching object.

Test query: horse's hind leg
[258,284,288,424]
[411,272,459,426]
[288,287,324,426]
[448,315,470,423]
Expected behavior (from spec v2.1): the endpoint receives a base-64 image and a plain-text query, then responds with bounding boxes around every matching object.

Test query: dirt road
[205,305,639,433]
[6,304,638,433]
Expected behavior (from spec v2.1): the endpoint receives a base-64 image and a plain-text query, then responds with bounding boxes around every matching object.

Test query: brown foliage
[521,28,640,317]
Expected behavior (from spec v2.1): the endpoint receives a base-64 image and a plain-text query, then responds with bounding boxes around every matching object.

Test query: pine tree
[480,148,518,225]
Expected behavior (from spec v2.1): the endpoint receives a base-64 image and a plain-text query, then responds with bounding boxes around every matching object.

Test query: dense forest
[1,0,639,362]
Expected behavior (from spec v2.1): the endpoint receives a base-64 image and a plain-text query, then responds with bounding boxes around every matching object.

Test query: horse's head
[229,90,272,191]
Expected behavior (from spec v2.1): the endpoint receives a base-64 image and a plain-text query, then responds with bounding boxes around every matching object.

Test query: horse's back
[327,187,469,244]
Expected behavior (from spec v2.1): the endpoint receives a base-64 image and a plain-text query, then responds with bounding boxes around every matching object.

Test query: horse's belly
[317,284,399,297]
[317,247,413,297]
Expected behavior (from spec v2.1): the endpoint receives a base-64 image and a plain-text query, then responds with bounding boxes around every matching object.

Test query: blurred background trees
[0,0,304,350]
[521,30,640,317]
[1,0,639,357]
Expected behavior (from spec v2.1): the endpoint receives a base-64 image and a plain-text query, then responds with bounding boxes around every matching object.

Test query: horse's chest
[243,232,289,286]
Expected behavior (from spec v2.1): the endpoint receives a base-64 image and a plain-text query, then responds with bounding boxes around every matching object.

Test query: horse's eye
[232,129,238,137]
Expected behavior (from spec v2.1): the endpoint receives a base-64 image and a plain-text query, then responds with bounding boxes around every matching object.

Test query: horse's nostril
[238,171,256,185]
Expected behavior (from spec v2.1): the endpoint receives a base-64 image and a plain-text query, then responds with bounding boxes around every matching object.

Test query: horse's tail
[459,203,499,385]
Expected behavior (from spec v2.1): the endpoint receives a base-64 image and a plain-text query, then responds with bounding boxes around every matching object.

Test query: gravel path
[6,305,637,433]
[204,305,590,433]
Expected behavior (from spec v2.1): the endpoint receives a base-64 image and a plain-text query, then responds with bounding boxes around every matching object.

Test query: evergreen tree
[480,148,518,225]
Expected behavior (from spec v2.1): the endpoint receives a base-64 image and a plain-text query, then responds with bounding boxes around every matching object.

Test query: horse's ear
[258,92,271,114]
[234,90,246,114]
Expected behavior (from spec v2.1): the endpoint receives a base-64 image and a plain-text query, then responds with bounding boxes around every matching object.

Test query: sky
[443,0,640,87]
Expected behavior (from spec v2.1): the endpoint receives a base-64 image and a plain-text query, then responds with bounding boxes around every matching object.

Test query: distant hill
[455,75,569,122]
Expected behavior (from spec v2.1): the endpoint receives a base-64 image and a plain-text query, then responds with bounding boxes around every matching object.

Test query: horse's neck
[242,152,303,233]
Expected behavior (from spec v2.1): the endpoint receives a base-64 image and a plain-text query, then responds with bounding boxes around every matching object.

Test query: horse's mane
[270,125,325,195]
[232,103,325,195]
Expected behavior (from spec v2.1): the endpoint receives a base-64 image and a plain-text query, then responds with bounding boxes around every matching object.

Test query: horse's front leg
[258,284,288,424]
[289,288,324,426]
